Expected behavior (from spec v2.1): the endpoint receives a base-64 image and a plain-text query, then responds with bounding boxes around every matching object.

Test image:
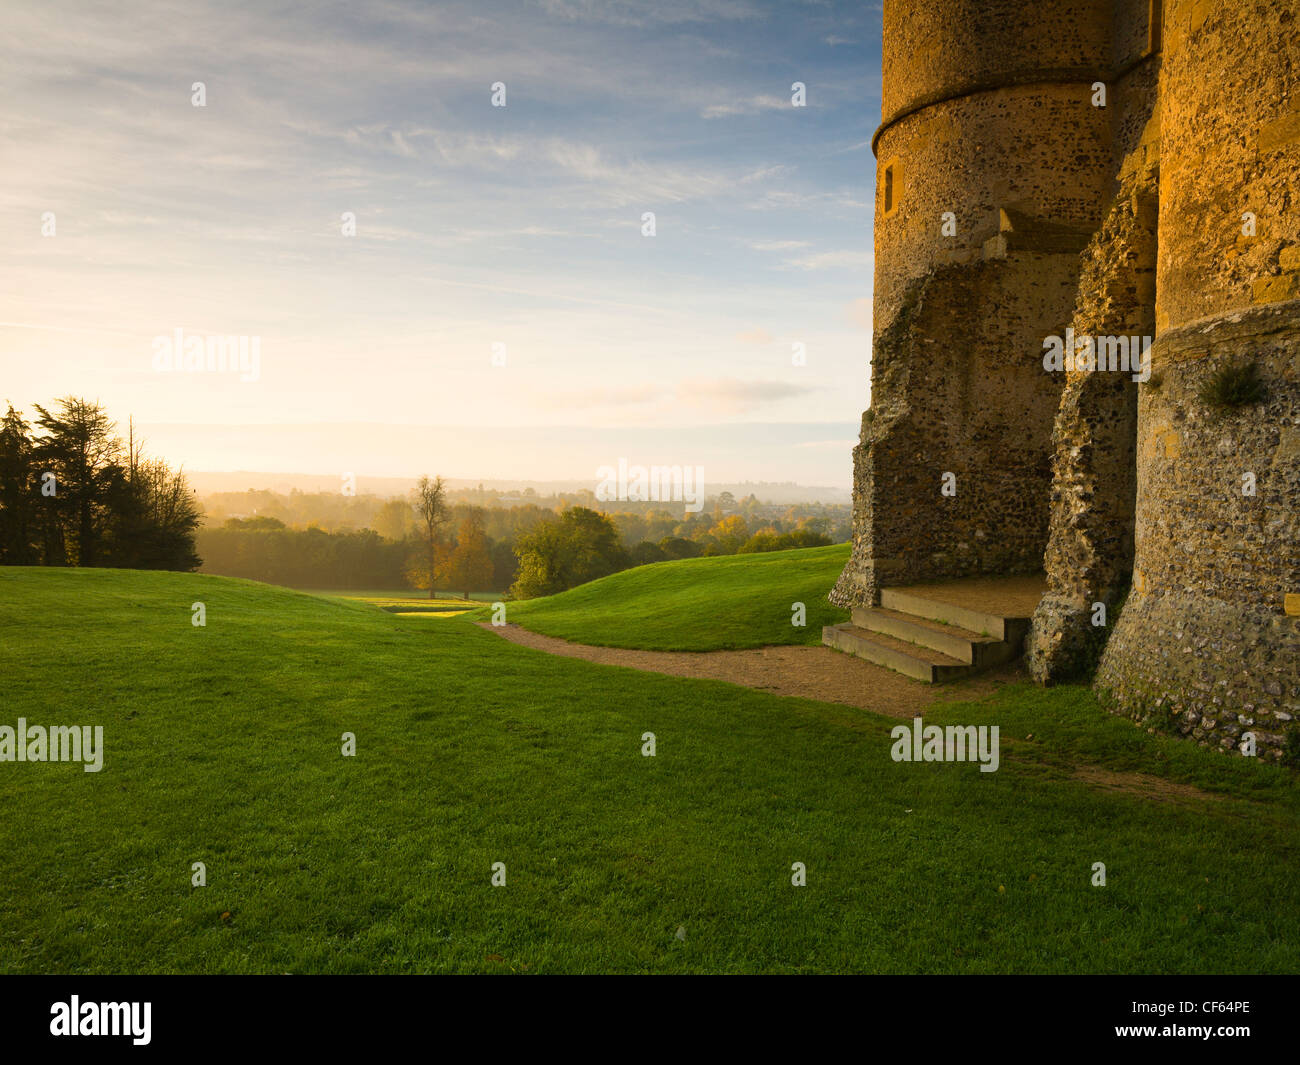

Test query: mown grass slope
[1,565,1297,974]
[488,543,852,650]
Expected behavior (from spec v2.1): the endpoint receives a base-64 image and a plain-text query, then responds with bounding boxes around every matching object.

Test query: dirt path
[478,622,1025,718]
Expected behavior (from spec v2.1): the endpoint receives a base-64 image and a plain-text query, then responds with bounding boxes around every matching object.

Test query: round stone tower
[1095,0,1300,755]
[871,0,1113,326]
[832,0,1114,607]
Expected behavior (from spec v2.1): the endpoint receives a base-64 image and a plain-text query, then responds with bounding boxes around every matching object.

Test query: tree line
[0,397,841,596]
[0,398,200,570]
[197,477,516,595]
[197,486,837,598]
[199,485,850,549]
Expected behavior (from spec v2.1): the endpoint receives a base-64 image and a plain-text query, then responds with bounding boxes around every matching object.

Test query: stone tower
[832,0,1300,757]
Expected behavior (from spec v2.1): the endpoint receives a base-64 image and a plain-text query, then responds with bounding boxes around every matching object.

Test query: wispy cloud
[677,378,817,415]
[701,94,791,119]
[785,250,874,271]
[535,0,763,27]
[748,239,812,251]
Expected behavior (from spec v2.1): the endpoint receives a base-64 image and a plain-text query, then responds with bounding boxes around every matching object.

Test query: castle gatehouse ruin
[827,0,1299,759]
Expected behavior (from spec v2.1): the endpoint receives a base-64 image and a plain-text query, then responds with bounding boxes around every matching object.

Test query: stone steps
[850,606,1021,669]
[878,587,1031,643]
[824,577,1042,684]
[822,623,971,683]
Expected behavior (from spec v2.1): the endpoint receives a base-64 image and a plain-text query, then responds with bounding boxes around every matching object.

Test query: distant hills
[186,470,851,505]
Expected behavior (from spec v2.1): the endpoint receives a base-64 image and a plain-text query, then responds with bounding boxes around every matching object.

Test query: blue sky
[1,0,882,487]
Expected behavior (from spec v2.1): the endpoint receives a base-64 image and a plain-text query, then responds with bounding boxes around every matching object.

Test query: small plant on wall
[1198,358,1267,411]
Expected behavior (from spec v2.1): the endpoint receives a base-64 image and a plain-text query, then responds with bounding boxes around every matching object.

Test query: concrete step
[878,587,1031,643]
[822,623,971,684]
[850,606,1020,669]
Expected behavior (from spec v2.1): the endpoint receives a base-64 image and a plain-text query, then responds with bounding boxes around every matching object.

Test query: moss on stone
[1197,358,1267,410]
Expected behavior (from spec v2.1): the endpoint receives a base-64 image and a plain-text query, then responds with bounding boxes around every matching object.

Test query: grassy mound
[491,543,852,650]
[1,565,1297,974]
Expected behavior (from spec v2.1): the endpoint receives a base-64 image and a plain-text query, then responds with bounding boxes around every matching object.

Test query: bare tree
[412,475,449,598]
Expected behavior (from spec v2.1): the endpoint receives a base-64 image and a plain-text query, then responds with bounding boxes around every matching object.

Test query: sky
[0,0,882,489]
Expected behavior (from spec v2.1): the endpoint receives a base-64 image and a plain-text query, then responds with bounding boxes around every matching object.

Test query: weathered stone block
[1253,274,1300,304]
[1258,111,1300,154]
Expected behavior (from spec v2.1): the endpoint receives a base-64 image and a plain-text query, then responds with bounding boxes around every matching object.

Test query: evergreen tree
[0,403,37,563]
[31,397,122,567]
[0,399,201,571]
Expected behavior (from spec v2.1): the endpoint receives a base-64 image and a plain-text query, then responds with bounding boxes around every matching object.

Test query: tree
[373,498,414,541]
[710,513,749,554]
[554,506,627,585]
[738,532,781,554]
[509,519,566,599]
[510,506,628,599]
[446,511,494,598]
[782,529,832,549]
[800,516,832,537]
[102,421,202,570]
[1,398,204,571]
[405,538,453,597]
[32,397,123,567]
[0,403,37,563]
[196,519,407,588]
[410,475,449,598]
[657,536,702,560]
[629,540,667,565]
[226,515,286,531]
[490,539,517,592]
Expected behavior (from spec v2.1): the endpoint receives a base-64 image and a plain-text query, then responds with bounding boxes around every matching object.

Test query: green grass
[485,543,853,650]
[1,565,1297,974]
[301,588,500,613]
[304,590,481,615]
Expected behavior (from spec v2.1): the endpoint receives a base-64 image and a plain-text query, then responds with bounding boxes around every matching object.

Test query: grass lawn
[300,588,499,614]
[484,543,853,650]
[0,565,1296,973]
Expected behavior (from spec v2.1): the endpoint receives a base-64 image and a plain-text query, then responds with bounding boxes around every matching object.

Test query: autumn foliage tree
[446,510,494,598]
[404,539,454,597]
[707,514,749,555]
